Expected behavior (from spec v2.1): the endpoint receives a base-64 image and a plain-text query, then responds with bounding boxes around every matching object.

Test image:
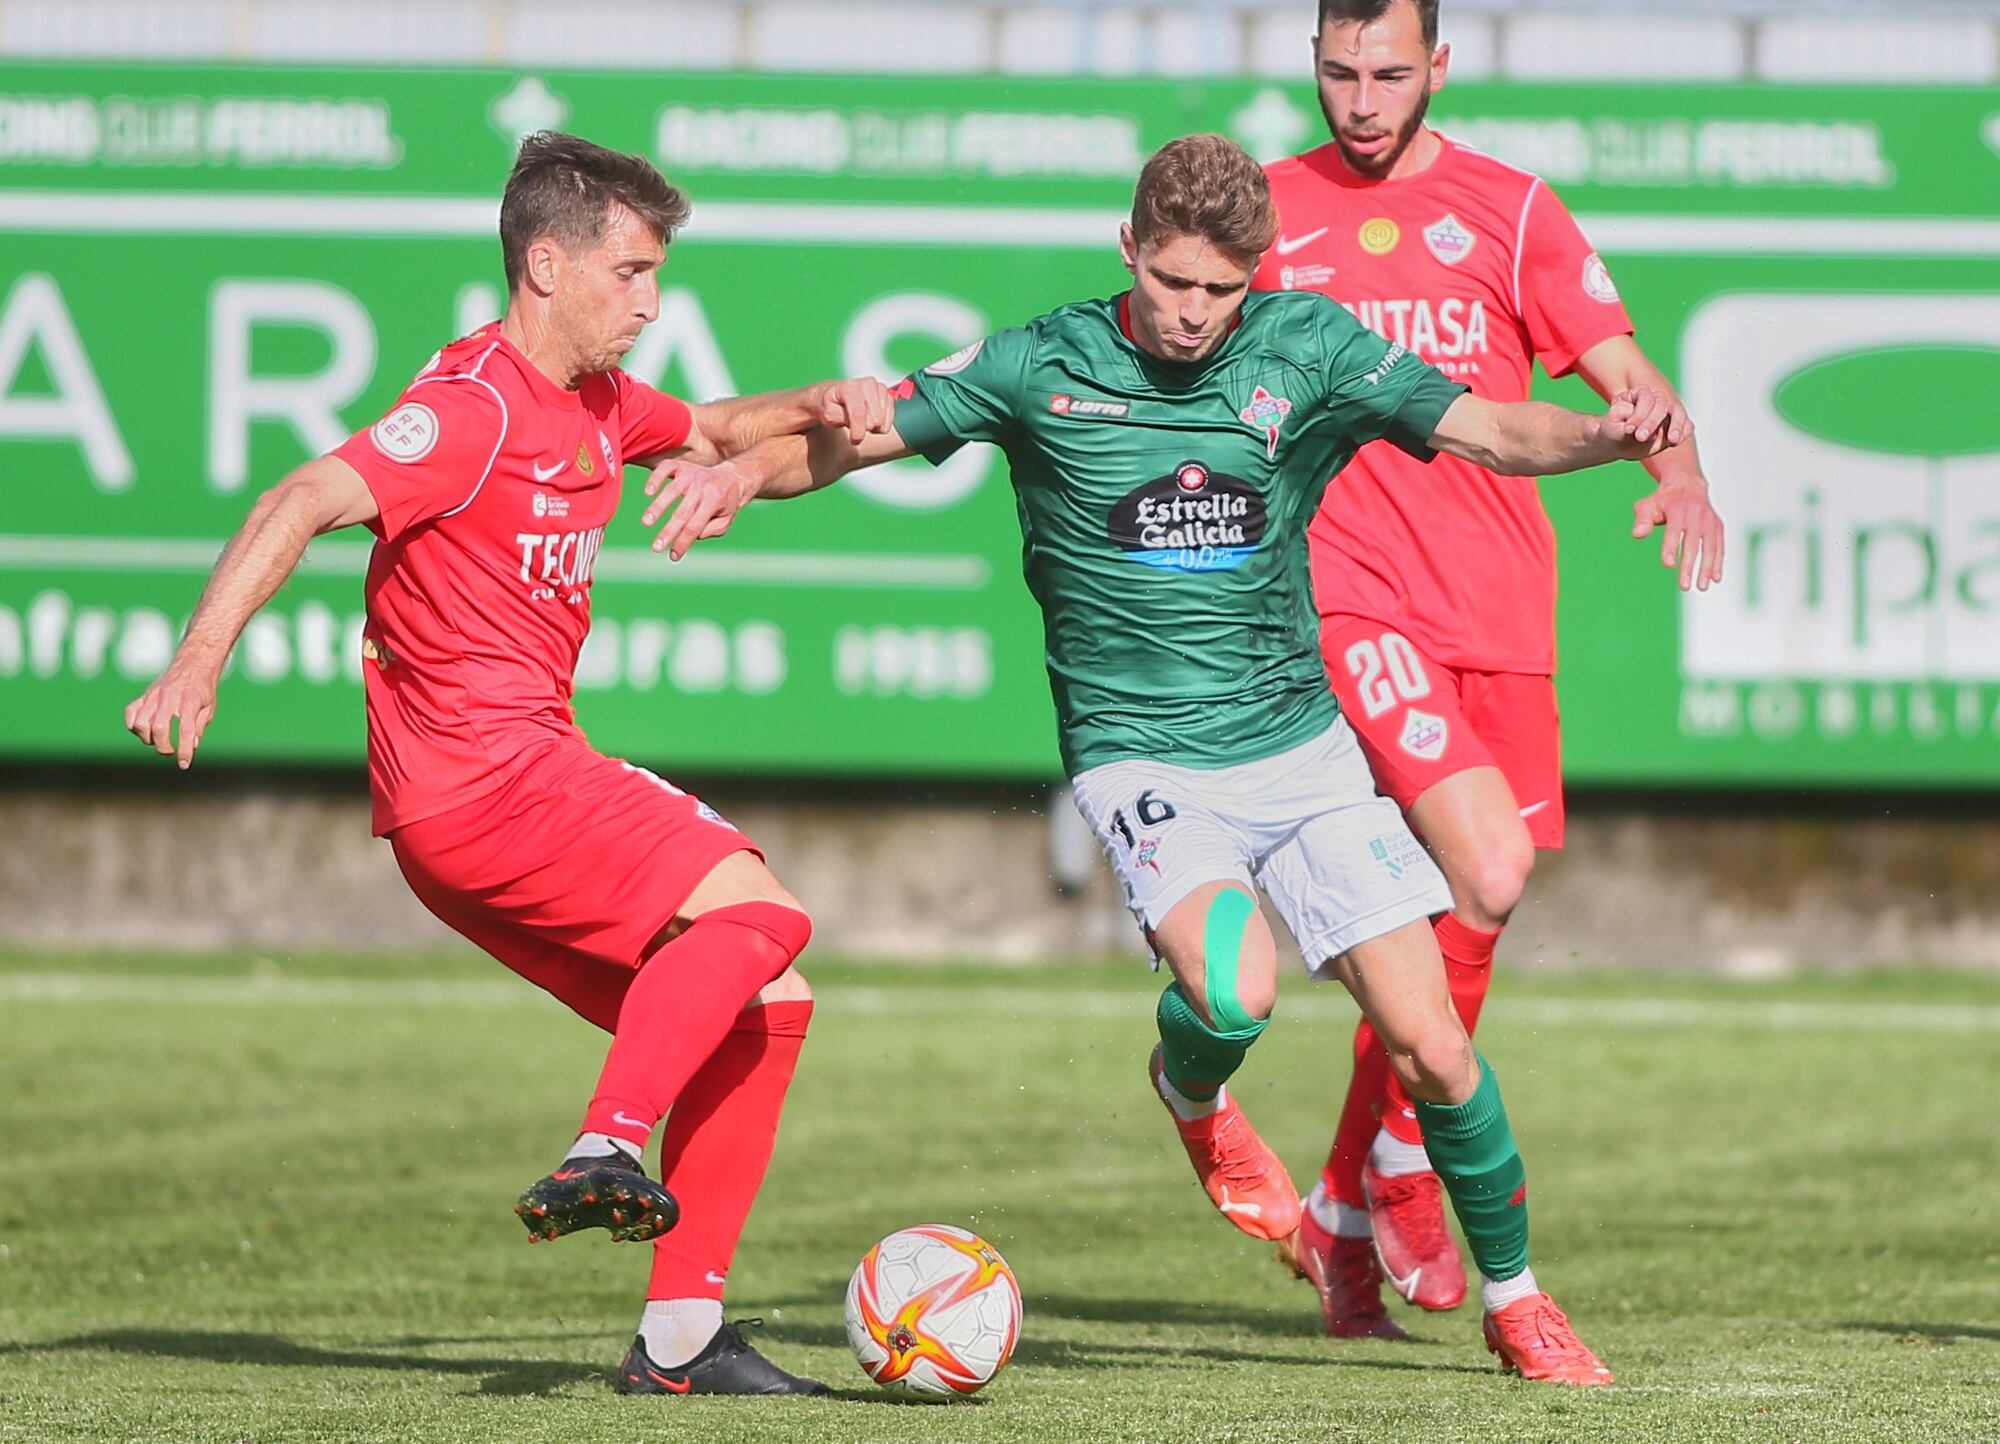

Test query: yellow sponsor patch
[1359,217,1400,255]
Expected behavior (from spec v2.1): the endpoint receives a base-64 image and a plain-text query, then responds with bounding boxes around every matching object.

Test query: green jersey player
[650,135,1680,1384]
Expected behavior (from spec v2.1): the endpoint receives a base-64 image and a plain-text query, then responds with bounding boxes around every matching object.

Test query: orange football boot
[1289,1211,1409,1340]
[1362,1162,1468,1310]
[1483,1292,1614,1386]
[1148,1048,1300,1242]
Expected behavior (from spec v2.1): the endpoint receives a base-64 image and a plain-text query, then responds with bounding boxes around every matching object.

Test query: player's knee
[1456,836,1534,927]
[1394,1019,1477,1105]
[753,965,813,1006]
[707,900,814,986]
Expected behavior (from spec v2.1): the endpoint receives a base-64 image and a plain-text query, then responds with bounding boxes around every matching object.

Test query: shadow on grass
[0,1328,604,1397]
[1845,1321,2000,1345]
[763,1306,1487,1377]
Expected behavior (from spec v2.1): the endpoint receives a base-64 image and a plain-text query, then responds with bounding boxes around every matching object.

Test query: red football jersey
[330,327,693,834]
[1257,134,1634,673]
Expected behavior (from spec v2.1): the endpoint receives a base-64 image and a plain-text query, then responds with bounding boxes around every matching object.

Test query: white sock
[1480,1267,1540,1314]
[1155,1071,1223,1122]
[1368,1127,1432,1178]
[567,1131,640,1164]
[1306,1180,1372,1240]
[640,1298,725,1368]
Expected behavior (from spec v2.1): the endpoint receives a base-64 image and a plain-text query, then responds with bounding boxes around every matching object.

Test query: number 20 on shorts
[1344,633,1432,720]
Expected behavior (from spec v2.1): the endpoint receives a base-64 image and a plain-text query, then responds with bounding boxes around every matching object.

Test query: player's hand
[1597,386,1680,460]
[642,458,759,561]
[1633,476,1726,592]
[124,658,221,769]
[812,377,897,445]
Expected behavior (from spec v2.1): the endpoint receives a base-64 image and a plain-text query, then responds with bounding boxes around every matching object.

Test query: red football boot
[1362,1162,1468,1310]
[1483,1292,1613,1385]
[1289,1212,1409,1340]
[1149,1049,1301,1242]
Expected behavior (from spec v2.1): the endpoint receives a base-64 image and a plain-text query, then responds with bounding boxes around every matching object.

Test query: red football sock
[1322,1016,1392,1205]
[648,1000,813,1301]
[1377,913,1501,1146]
[578,902,811,1155]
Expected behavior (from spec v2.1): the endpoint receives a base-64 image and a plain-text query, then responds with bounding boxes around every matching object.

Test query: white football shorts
[1070,717,1451,973]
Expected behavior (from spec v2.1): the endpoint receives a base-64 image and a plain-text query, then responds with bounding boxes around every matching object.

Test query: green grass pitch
[2,950,1996,1443]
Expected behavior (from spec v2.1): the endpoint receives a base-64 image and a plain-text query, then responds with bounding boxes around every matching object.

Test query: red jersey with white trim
[1257,134,1633,673]
[330,327,693,835]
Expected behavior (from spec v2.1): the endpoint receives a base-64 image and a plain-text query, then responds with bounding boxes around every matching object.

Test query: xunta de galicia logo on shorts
[1107,460,1268,572]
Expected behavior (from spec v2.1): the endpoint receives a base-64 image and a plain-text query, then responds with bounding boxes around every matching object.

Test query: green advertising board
[0,64,1994,786]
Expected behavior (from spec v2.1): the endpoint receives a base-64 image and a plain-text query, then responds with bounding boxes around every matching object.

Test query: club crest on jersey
[1238,386,1293,460]
[574,440,594,475]
[1423,213,1475,266]
[1400,708,1448,761]
[1134,838,1163,875]
[1359,217,1400,255]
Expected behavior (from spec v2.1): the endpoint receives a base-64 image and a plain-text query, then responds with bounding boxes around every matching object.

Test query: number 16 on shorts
[1108,789,1178,874]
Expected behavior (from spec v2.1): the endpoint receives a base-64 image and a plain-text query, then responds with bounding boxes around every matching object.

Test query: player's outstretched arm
[1425,389,1676,480]
[669,378,899,466]
[1573,335,1725,592]
[641,424,917,561]
[124,456,378,768]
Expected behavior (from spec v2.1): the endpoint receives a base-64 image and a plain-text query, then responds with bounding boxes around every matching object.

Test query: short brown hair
[1129,134,1279,263]
[1319,0,1440,49]
[499,131,692,291]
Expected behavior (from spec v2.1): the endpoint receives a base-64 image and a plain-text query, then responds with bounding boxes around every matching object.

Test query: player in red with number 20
[1255,0,1726,1367]
[125,133,898,1399]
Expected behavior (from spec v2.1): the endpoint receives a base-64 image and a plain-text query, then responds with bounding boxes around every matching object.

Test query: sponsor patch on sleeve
[370,401,440,463]
[1582,252,1622,304]
[924,340,985,375]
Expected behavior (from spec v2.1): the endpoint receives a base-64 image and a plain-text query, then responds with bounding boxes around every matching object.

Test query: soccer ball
[844,1224,1022,1398]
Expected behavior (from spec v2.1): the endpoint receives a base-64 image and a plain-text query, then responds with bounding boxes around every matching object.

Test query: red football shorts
[1320,616,1565,850]
[389,740,760,1030]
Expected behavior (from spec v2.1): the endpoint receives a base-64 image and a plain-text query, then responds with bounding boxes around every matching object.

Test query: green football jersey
[895,289,1466,775]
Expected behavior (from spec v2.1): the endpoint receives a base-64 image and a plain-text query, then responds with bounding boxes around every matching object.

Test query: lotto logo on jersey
[1050,393,1130,419]
[1107,462,1267,572]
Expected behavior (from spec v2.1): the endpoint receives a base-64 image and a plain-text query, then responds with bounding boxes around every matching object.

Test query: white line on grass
[2,973,1997,1033]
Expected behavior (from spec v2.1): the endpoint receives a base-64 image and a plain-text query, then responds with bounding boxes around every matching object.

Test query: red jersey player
[125,132,898,1398]
[1255,0,1725,1353]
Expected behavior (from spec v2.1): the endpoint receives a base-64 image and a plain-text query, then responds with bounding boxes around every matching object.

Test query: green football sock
[1155,982,1264,1101]
[1155,890,1266,1101]
[1413,1054,1530,1284]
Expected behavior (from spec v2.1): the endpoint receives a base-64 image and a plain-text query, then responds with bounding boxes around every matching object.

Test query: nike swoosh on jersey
[1518,800,1551,818]
[531,459,566,481]
[1274,227,1330,256]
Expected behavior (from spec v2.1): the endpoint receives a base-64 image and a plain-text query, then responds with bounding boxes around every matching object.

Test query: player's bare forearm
[681,379,898,464]
[643,424,916,560]
[125,456,375,766]
[1429,392,1673,477]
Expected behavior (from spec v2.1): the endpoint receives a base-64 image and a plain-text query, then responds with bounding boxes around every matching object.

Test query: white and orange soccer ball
[844,1224,1022,1398]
